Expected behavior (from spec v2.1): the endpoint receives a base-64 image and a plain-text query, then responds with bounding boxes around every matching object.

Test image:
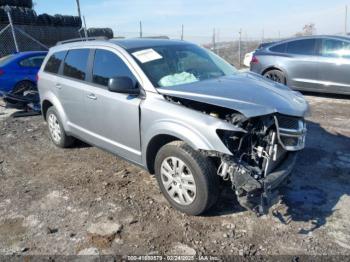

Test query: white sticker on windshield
[132,48,163,63]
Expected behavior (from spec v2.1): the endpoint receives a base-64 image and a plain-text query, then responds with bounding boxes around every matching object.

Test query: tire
[46,107,75,148]
[263,69,286,85]
[11,81,36,96]
[154,141,219,216]
[87,28,114,39]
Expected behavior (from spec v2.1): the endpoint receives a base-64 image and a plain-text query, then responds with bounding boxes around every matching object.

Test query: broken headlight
[216,129,246,154]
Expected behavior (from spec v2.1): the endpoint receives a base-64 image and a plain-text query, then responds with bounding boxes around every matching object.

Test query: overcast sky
[35,0,350,43]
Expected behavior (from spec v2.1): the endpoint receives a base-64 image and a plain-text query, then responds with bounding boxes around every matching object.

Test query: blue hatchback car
[0,51,47,96]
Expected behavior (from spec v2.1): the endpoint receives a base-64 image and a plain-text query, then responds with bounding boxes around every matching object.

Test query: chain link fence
[0,3,281,69]
[0,4,85,57]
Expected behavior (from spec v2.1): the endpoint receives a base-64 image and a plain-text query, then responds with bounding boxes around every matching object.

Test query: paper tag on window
[132,49,163,63]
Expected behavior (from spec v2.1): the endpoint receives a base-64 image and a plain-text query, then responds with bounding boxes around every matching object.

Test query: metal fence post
[238,29,242,68]
[4,5,19,53]
[83,16,88,39]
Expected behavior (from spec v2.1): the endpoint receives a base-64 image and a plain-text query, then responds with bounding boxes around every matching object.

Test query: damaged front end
[163,95,307,215]
[216,113,306,215]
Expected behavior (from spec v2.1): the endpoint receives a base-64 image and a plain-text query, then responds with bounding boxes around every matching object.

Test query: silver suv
[38,38,309,215]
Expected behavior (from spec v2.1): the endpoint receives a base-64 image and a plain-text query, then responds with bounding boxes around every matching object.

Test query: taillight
[251,56,259,64]
[0,69,4,76]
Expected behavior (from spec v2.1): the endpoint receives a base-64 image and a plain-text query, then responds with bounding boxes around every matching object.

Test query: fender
[41,93,70,132]
[141,118,243,167]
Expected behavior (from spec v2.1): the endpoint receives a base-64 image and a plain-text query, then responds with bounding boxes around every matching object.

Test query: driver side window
[92,49,137,87]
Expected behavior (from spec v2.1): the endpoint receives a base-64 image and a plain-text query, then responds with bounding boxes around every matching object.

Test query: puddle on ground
[284,185,327,208]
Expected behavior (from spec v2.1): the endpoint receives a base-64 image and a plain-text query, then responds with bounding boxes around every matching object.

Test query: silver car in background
[38,39,309,216]
[251,35,350,95]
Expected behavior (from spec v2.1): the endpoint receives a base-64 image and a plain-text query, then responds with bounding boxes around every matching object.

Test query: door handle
[87,93,97,100]
[55,83,62,89]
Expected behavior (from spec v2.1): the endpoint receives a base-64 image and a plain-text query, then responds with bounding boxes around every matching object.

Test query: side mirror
[108,77,139,95]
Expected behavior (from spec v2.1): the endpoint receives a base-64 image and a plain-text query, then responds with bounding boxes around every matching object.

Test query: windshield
[0,54,14,66]
[129,44,237,88]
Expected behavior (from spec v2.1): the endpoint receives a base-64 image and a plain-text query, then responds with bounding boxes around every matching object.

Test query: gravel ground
[0,94,349,257]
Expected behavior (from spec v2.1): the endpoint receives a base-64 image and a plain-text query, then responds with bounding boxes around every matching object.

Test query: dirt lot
[0,94,350,257]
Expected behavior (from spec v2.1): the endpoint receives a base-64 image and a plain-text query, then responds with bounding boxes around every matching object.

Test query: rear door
[57,48,92,132]
[315,38,350,94]
[83,48,142,163]
[282,38,320,91]
[40,50,67,102]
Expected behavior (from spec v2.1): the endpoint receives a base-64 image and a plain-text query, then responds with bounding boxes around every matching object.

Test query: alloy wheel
[160,157,197,206]
[265,72,283,83]
[48,113,62,143]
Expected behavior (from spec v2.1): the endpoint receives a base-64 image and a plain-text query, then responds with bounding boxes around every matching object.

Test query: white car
[243,51,254,67]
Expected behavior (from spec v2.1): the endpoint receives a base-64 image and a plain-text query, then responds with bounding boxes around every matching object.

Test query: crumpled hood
[157,72,310,118]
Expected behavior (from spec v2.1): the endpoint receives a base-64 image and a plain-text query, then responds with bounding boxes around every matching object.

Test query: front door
[315,38,350,94]
[83,48,142,164]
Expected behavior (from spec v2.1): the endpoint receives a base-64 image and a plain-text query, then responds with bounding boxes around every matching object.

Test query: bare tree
[296,23,316,36]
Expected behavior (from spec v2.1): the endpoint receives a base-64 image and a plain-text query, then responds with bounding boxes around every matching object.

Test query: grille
[274,115,306,151]
[280,137,299,147]
[276,115,301,129]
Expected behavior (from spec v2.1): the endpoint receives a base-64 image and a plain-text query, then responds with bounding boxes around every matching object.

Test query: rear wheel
[12,81,36,96]
[263,69,286,85]
[155,141,219,215]
[46,107,75,148]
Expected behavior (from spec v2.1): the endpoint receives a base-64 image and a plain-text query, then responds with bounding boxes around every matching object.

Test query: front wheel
[154,141,219,215]
[263,69,286,85]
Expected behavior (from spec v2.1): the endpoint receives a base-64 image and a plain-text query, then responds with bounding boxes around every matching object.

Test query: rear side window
[321,39,350,58]
[44,51,67,74]
[270,43,287,53]
[63,49,90,81]
[286,39,316,55]
[92,49,136,87]
[19,56,46,67]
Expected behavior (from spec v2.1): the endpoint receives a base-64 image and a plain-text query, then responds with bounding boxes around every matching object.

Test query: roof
[272,35,350,44]
[49,38,194,54]
[12,51,48,57]
[110,38,191,50]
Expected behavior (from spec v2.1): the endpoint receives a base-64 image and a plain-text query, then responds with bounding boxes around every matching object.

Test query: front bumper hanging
[228,152,297,215]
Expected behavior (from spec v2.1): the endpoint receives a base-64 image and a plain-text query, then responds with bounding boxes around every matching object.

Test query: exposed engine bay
[165,95,307,215]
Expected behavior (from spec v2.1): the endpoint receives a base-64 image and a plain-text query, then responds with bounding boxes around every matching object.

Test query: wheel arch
[42,99,53,120]
[13,79,36,93]
[40,95,69,131]
[15,79,36,86]
[261,66,289,85]
[145,134,181,174]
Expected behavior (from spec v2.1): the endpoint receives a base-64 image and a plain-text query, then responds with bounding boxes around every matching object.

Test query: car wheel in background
[46,107,75,148]
[263,69,286,85]
[154,141,219,215]
[11,80,35,96]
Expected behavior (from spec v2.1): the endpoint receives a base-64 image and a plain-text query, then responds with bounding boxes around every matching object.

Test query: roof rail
[56,37,108,46]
